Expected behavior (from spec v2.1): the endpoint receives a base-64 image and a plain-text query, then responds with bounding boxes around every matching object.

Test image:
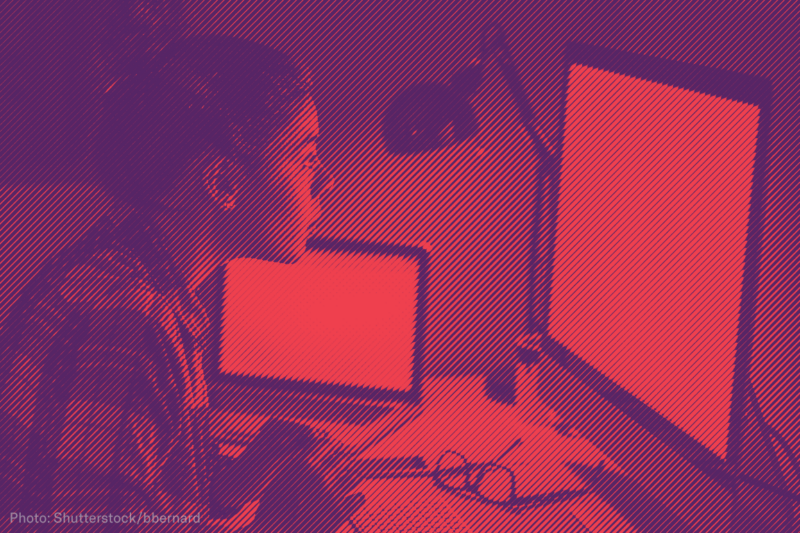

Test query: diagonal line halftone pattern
[2,1,800,532]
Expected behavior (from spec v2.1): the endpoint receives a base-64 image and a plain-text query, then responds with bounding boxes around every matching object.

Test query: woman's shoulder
[32,218,161,315]
[0,214,194,398]
[2,213,173,347]
[55,247,159,315]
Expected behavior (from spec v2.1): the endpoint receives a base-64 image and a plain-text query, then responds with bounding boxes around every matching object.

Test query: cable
[767,423,800,484]
[733,378,798,532]
[750,380,793,531]
[747,379,799,485]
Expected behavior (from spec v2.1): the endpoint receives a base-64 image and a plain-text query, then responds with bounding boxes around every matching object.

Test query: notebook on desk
[207,236,427,456]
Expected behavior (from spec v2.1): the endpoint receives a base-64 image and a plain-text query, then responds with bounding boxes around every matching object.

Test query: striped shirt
[0,210,214,527]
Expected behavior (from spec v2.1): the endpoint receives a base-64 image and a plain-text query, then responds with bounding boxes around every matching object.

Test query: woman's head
[98,35,330,262]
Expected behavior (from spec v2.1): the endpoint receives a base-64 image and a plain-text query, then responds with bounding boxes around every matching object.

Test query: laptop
[206,236,427,461]
[530,42,771,530]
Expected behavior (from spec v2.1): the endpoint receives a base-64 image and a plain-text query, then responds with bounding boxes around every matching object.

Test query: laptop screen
[547,62,761,460]
[219,244,421,395]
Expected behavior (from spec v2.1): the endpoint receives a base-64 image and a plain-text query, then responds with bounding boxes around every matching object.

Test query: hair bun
[100,0,183,83]
[97,35,312,209]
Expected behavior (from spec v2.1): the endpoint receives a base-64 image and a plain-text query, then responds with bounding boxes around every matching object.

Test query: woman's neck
[134,202,228,294]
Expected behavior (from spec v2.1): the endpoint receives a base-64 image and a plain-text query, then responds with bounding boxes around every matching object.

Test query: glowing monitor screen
[221,249,419,393]
[549,64,760,460]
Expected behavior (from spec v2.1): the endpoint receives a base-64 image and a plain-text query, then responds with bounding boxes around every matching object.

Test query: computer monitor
[535,43,771,478]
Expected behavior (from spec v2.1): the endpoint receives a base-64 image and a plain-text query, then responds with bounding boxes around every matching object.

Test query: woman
[0,35,358,531]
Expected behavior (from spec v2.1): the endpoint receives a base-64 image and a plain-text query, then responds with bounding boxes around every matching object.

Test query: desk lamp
[382,23,552,404]
[383,23,553,164]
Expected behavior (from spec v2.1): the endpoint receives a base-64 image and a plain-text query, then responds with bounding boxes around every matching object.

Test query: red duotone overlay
[2,1,799,532]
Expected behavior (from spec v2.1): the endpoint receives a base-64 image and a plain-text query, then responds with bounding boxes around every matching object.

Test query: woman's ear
[201,154,244,212]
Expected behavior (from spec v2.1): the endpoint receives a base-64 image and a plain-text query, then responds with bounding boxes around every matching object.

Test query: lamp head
[382,64,483,155]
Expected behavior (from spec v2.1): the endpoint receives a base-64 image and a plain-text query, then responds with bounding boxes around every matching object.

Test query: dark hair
[97,35,311,207]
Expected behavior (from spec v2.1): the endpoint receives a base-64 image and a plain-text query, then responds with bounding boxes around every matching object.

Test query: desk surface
[343,376,635,532]
[339,476,592,533]
[212,375,637,532]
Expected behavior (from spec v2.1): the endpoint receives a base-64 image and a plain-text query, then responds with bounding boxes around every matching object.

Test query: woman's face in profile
[237,98,330,263]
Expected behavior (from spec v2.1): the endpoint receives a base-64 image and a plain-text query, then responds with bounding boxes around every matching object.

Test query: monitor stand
[538,351,732,532]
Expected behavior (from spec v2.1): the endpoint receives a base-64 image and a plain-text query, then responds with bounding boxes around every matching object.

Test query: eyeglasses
[432,439,603,509]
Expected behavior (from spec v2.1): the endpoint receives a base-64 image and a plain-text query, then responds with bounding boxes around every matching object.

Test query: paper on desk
[363,376,618,498]
[570,494,639,533]
[347,477,476,533]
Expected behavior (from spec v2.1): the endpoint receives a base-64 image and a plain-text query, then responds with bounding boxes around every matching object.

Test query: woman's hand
[252,450,365,533]
[211,419,324,509]
[210,418,366,531]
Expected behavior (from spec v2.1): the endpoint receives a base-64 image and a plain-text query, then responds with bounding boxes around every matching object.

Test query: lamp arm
[476,24,555,336]
[481,24,555,167]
